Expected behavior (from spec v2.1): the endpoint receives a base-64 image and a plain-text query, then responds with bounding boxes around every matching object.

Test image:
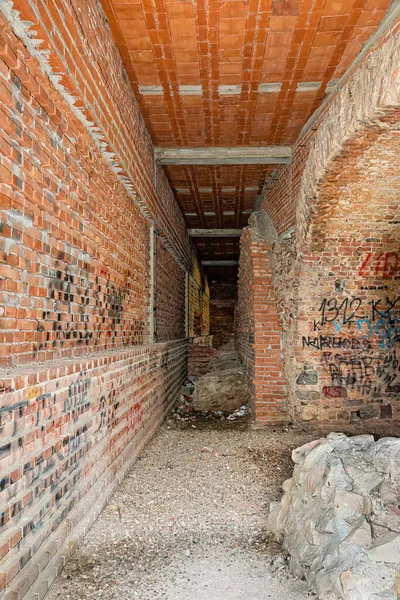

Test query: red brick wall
[0,3,192,598]
[254,28,400,432]
[260,25,400,238]
[202,279,210,336]
[188,256,209,338]
[236,228,255,412]
[188,338,218,377]
[293,127,400,433]
[209,281,237,348]
[0,340,187,598]
[156,237,185,342]
[236,226,287,423]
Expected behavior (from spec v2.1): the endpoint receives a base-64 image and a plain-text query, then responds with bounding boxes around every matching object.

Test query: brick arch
[259,26,400,241]
[291,120,400,434]
[295,30,400,254]
[248,26,400,429]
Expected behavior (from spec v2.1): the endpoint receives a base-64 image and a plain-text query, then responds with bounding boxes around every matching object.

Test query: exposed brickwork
[188,256,209,338]
[236,228,255,415]
[201,279,210,337]
[236,223,287,423]
[260,24,400,237]
[102,0,392,147]
[188,336,218,377]
[293,127,400,433]
[0,4,195,598]
[0,2,398,598]
[155,237,185,342]
[210,281,237,348]
[0,0,191,269]
[254,28,400,431]
[0,340,187,599]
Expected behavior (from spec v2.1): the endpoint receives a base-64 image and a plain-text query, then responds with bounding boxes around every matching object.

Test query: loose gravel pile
[46,416,316,600]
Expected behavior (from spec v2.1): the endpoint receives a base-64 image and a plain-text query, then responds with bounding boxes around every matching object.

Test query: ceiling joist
[189,229,242,237]
[202,260,239,266]
[155,147,292,165]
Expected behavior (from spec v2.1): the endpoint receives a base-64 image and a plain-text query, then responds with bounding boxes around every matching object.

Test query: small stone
[379,481,398,506]
[368,532,400,564]
[296,367,318,385]
[333,488,372,516]
[292,439,321,465]
[345,519,372,547]
[295,390,320,402]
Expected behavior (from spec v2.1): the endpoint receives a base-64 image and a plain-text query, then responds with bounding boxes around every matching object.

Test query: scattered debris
[46,422,315,600]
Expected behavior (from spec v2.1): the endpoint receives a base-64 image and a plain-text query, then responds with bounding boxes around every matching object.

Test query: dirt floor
[46,413,317,600]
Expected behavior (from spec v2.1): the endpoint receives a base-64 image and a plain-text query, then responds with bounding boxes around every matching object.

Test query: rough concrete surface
[46,418,315,600]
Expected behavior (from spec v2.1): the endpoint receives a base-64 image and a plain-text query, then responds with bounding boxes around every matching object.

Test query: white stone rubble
[268,433,400,600]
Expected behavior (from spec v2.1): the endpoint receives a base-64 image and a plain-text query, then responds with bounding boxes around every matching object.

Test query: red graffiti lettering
[323,386,345,398]
[383,252,399,277]
[358,253,373,276]
[359,252,400,278]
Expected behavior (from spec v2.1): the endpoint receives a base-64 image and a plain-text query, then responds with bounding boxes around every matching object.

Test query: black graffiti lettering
[302,336,370,351]
[319,297,364,327]
[370,296,400,322]
[320,336,332,348]
[386,295,400,313]
[319,298,339,325]
[342,297,363,325]
[302,336,319,348]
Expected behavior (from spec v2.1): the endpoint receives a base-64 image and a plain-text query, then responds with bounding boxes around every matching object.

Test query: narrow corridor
[46,420,313,600]
[0,2,399,599]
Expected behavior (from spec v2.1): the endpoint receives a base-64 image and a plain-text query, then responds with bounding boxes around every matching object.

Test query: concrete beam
[189,229,242,237]
[202,261,238,266]
[155,147,291,165]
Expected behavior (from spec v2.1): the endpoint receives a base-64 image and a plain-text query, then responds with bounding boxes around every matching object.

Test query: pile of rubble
[169,341,250,425]
[192,341,248,413]
[170,375,249,425]
[268,433,400,600]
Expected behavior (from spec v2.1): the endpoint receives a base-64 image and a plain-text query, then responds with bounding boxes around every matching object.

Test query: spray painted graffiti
[358,252,399,277]
[311,296,400,349]
[321,350,400,396]
[302,336,371,351]
[299,288,400,410]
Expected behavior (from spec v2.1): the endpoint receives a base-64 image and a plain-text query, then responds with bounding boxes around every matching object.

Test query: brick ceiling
[101,0,391,265]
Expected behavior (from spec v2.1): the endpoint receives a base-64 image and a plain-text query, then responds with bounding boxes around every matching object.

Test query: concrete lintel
[155,146,292,165]
[202,260,238,266]
[189,229,242,237]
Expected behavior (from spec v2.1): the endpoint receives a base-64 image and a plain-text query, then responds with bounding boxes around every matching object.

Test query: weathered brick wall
[258,27,400,431]
[0,340,187,598]
[0,0,191,269]
[189,277,202,337]
[201,279,210,337]
[261,24,400,239]
[188,255,209,338]
[0,3,194,598]
[209,281,237,348]
[188,337,218,377]
[236,228,255,413]
[236,219,287,424]
[155,237,185,342]
[293,128,400,433]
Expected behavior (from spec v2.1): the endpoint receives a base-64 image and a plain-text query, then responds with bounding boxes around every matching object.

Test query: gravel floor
[46,415,316,600]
